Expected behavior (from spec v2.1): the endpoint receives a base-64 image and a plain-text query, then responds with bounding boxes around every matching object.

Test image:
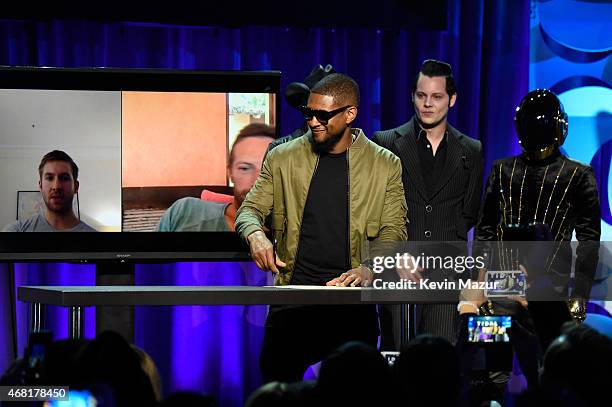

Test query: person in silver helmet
[476,89,600,323]
[515,88,569,161]
[466,89,601,358]
[459,89,601,389]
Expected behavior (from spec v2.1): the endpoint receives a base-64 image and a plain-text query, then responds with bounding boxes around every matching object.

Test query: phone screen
[485,270,526,298]
[467,315,512,343]
[381,351,400,367]
[44,390,97,407]
[25,331,52,383]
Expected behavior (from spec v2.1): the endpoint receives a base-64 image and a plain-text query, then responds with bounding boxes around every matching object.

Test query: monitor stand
[3,262,18,361]
[95,262,135,342]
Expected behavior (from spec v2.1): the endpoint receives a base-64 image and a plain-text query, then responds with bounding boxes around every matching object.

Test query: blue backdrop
[529,0,612,313]
[529,0,612,240]
[6,1,607,406]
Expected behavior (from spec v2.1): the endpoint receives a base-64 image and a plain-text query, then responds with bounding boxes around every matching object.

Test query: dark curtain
[0,1,532,405]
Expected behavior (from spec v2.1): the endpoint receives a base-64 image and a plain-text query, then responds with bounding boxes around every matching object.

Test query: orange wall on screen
[122,92,228,187]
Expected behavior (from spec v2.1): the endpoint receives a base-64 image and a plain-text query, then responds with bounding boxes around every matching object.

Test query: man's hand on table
[247,230,286,273]
[326,266,373,287]
[396,252,424,282]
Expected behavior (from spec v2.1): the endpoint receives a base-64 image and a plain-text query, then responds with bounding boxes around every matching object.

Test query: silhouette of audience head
[44,338,88,386]
[317,341,391,406]
[541,322,612,406]
[76,330,157,407]
[132,344,163,402]
[396,334,461,407]
[245,380,315,407]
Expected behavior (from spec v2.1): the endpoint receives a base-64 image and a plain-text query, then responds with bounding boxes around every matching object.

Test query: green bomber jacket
[235,128,407,285]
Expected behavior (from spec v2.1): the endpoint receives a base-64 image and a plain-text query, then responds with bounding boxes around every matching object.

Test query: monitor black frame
[0,66,281,262]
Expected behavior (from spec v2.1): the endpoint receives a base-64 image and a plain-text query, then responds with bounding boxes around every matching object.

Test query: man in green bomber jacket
[236,73,407,383]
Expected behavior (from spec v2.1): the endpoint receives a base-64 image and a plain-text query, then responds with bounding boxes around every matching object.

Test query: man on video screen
[157,123,276,232]
[2,150,96,232]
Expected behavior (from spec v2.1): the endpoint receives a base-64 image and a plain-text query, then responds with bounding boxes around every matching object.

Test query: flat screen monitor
[0,66,281,262]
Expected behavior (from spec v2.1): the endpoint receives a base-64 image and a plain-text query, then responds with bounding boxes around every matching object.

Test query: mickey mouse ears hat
[285,64,336,109]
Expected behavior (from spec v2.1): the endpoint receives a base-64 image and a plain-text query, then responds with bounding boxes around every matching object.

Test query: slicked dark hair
[310,73,360,107]
[38,150,79,180]
[412,59,457,97]
[229,123,277,166]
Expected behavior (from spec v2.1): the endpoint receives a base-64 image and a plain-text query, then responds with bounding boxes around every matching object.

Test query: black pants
[260,305,379,383]
[416,303,460,343]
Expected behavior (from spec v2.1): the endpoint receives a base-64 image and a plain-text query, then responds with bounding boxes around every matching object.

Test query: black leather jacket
[475,152,600,299]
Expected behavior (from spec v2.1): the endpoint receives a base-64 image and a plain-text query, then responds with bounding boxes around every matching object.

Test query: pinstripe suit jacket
[372,117,483,241]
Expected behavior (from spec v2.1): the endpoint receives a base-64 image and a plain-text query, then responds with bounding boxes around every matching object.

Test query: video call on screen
[0,89,276,232]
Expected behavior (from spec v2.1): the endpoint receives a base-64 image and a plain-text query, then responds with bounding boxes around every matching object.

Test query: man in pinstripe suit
[372,59,484,343]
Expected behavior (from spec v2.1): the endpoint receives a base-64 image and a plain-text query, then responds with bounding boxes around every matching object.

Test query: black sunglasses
[300,105,351,124]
